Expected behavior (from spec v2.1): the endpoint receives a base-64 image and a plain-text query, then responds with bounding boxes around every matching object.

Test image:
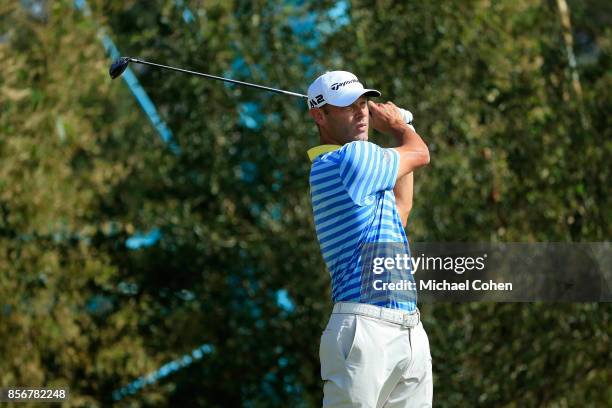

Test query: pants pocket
[320,314,361,379]
[339,315,359,360]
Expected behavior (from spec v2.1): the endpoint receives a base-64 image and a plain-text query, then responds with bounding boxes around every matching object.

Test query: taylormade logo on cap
[330,79,359,90]
[307,71,381,109]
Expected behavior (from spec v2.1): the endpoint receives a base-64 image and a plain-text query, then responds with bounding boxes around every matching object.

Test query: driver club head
[109,57,131,79]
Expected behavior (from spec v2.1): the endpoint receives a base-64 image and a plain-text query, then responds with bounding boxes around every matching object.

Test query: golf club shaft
[128,58,307,99]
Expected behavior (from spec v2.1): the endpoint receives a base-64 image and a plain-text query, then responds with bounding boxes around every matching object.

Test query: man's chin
[351,131,368,142]
[356,133,368,141]
[341,131,368,144]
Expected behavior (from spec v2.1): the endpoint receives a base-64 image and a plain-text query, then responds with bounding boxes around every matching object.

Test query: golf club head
[109,57,131,79]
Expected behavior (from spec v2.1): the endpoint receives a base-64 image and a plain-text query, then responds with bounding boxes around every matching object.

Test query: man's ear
[309,108,326,126]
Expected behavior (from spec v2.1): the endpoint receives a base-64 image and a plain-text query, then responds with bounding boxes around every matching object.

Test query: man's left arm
[393,108,416,227]
[394,172,413,227]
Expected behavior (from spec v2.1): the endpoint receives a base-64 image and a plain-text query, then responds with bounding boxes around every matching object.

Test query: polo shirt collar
[307,144,341,162]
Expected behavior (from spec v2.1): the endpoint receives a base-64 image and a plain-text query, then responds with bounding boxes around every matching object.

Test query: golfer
[307,71,432,407]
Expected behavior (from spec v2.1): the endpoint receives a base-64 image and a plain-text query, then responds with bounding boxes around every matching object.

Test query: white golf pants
[319,302,433,407]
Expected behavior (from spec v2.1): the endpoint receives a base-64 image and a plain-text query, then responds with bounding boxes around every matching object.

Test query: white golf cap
[307,71,381,109]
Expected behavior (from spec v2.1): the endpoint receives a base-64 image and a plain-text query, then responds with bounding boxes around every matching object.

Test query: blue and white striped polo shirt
[308,141,417,312]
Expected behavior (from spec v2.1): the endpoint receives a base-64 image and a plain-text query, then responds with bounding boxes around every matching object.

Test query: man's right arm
[368,101,430,179]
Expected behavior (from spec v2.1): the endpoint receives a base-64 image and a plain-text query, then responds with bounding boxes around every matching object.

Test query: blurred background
[0,0,610,406]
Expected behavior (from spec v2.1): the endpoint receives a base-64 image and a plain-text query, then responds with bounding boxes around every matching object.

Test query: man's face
[314,96,369,144]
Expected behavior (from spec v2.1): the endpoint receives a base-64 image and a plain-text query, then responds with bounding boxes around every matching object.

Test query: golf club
[109,57,308,99]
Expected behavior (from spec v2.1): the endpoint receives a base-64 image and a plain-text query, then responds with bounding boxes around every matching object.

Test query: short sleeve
[337,141,399,205]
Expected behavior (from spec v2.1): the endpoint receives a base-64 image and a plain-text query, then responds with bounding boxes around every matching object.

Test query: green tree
[0,0,609,406]
[324,1,611,406]
[0,1,177,405]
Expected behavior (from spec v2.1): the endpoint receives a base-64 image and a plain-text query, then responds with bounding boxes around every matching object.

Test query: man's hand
[369,101,429,178]
[368,101,411,137]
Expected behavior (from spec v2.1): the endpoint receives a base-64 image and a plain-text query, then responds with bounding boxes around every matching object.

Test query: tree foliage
[0,0,609,406]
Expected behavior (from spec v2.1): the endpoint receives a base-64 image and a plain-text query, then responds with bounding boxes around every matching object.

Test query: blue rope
[74,0,180,154]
